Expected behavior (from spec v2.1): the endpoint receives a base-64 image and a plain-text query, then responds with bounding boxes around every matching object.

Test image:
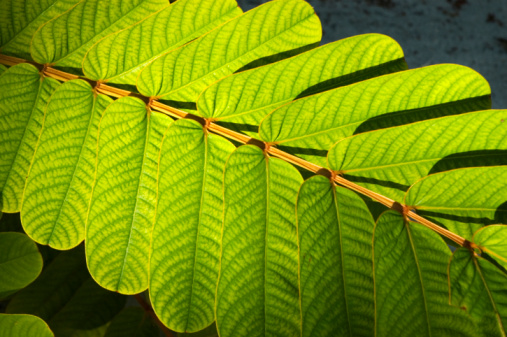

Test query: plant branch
[0,55,472,247]
[134,294,175,337]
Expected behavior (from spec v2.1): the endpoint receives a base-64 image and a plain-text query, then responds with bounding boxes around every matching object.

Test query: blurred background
[237,0,507,108]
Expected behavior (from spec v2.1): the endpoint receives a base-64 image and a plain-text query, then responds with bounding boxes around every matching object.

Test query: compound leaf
[83,0,242,85]
[328,109,507,202]
[405,166,507,240]
[150,119,235,332]
[0,232,42,299]
[0,63,60,212]
[260,64,491,166]
[86,98,172,294]
[0,0,79,60]
[0,314,54,337]
[137,0,322,105]
[449,248,507,337]
[374,211,477,337]
[296,175,375,337]
[197,33,407,136]
[216,145,303,337]
[473,225,507,271]
[31,0,168,67]
[21,80,112,249]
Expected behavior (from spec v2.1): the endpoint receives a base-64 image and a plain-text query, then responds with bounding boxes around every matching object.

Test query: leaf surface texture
[297,175,375,336]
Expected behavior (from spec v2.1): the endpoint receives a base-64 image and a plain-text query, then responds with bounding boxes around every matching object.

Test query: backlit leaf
[83,0,242,85]
[217,145,303,337]
[137,0,322,105]
[197,33,407,136]
[0,63,60,212]
[0,314,54,337]
[0,0,79,60]
[296,175,375,336]
[328,110,507,202]
[405,166,507,239]
[31,0,168,67]
[374,211,476,337]
[260,64,491,166]
[21,80,112,249]
[0,232,42,299]
[449,248,507,337]
[86,98,172,294]
[473,225,507,270]
[149,119,235,332]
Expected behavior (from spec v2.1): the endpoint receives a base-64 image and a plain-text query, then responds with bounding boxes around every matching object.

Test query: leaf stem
[134,294,175,337]
[0,54,471,248]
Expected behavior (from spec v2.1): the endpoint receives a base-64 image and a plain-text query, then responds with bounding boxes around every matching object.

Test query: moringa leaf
[83,0,242,85]
[405,166,507,240]
[296,175,375,337]
[328,109,507,202]
[0,0,79,60]
[449,248,507,337]
[149,119,235,332]
[104,307,159,337]
[216,145,303,337]
[0,314,54,337]
[0,63,60,212]
[197,33,407,136]
[0,232,42,299]
[21,80,112,249]
[473,225,507,271]
[374,211,477,337]
[31,0,168,67]
[260,64,491,166]
[86,98,172,294]
[137,0,322,105]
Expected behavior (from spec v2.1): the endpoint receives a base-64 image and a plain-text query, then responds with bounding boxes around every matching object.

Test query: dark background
[237,0,507,108]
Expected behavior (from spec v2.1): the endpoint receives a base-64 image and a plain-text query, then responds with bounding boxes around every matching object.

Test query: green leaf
[197,33,407,136]
[149,119,235,332]
[405,166,507,240]
[0,64,7,75]
[86,98,172,294]
[260,64,491,166]
[177,323,218,337]
[473,225,507,271]
[328,109,507,202]
[7,245,125,335]
[0,314,54,337]
[137,0,322,105]
[104,307,159,337]
[216,145,303,337]
[296,175,375,337]
[21,80,112,249]
[0,63,60,212]
[0,232,42,299]
[449,248,507,337]
[373,211,477,337]
[82,0,242,85]
[30,0,168,67]
[0,0,79,60]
